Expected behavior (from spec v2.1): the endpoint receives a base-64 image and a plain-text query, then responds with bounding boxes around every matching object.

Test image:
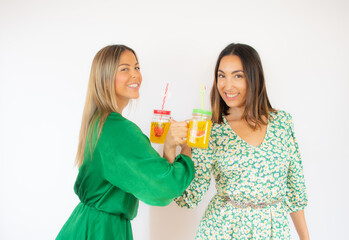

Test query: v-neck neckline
[222,115,271,149]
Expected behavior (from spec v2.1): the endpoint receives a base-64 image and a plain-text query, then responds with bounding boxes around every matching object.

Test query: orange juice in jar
[150,110,171,144]
[187,109,212,148]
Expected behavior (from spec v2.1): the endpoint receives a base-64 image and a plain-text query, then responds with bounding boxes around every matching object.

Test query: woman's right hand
[163,119,188,163]
[165,119,188,148]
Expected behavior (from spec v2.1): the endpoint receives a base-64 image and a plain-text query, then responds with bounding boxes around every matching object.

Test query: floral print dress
[175,110,308,239]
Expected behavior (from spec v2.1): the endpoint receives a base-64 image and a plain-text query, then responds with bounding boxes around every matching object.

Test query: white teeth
[226,93,238,98]
[128,84,139,88]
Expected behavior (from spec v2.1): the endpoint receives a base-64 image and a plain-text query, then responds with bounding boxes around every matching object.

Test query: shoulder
[211,117,228,132]
[95,112,152,153]
[210,122,225,138]
[211,122,221,133]
[102,112,144,138]
[207,121,229,148]
[270,109,293,124]
[269,110,295,134]
[270,109,292,120]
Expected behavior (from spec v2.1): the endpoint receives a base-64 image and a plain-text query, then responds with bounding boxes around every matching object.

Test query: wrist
[299,233,310,240]
[163,145,176,163]
[164,142,176,153]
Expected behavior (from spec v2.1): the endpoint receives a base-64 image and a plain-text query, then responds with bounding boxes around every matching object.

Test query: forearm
[180,144,192,158]
[163,145,176,163]
[290,210,310,240]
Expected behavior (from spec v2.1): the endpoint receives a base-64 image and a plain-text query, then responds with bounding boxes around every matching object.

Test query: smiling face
[114,50,142,110]
[217,55,247,110]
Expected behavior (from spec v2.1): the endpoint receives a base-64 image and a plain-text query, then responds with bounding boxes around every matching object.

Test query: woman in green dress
[176,43,310,239]
[56,45,195,240]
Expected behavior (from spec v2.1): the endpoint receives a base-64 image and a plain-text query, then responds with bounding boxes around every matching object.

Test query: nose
[131,69,142,82]
[131,69,138,79]
[225,77,235,90]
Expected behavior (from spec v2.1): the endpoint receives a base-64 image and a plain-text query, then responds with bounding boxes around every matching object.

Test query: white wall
[1,0,348,239]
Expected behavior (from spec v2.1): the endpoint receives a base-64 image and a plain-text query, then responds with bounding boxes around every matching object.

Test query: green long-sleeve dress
[56,112,195,240]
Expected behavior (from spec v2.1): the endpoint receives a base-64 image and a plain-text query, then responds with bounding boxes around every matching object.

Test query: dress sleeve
[97,117,195,207]
[284,112,308,213]
[174,131,215,209]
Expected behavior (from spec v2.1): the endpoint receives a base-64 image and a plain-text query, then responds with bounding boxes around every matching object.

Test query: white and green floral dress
[175,110,308,239]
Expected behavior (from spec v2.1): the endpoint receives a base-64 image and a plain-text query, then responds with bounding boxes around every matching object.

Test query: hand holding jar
[164,119,188,148]
[163,119,188,164]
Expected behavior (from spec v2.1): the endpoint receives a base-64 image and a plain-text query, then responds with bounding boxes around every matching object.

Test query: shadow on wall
[149,179,216,240]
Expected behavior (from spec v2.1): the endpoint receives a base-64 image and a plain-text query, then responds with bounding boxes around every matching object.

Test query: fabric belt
[220,195,283,209]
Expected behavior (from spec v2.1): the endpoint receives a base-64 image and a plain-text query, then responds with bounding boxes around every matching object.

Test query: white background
[1,0,348,239]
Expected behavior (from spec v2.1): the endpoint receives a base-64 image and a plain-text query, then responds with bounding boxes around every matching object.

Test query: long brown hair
[75,45,138,166]
[211,43,275,128]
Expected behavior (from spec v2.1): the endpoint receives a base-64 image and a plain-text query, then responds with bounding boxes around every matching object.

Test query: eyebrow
[218,69,244,74]
[118,62,139,67]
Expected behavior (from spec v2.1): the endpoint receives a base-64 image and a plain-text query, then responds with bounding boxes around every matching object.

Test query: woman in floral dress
[176,43,309,239]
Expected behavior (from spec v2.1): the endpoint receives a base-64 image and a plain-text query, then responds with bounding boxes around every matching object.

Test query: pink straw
[161,83,169,111]
[159,83,169,122]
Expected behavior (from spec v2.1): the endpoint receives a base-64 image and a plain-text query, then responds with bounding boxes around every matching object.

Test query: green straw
[200,84,207,120]
[200,84,206,110]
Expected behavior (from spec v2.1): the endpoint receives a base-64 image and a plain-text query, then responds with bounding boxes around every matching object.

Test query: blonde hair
[75,45,138,166]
